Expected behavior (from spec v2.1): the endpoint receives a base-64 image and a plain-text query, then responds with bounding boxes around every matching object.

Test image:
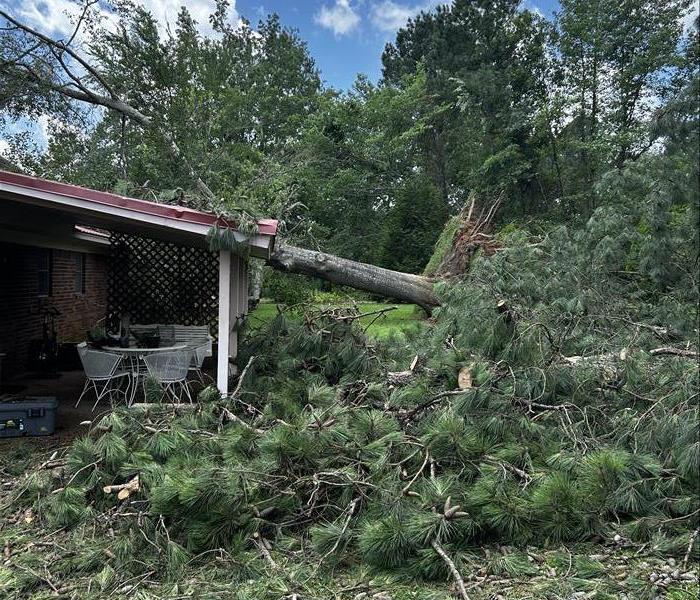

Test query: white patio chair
[75,342,130,411]
[188,342,212,384]
[143,350,193,403]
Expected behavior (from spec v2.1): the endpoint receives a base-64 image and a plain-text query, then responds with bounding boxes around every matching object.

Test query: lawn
[248,301,424,339]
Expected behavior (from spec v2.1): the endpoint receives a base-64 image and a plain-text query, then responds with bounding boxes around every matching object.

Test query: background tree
[382,0,551,218]
[555,0,692,215]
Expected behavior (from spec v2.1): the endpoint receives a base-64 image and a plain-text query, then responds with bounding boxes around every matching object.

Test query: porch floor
[1,368,211,451]
[1,370,108,451]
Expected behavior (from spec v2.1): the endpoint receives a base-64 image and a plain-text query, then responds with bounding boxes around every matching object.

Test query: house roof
[0,170,278,235]
[0,170,277,258]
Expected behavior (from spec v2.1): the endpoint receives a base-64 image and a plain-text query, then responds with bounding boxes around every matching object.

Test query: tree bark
[430,540,471,600]
[268,243,440,311]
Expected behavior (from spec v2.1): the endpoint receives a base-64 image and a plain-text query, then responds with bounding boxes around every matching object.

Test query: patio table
[103,344,188,404]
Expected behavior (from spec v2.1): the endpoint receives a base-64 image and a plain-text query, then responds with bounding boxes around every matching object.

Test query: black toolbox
[0,397,58,437]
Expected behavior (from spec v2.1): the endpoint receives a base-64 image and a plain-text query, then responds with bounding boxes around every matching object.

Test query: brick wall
[0,242,108,377]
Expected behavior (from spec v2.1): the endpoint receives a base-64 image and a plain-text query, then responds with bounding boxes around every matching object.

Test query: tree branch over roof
[0,6,215,201]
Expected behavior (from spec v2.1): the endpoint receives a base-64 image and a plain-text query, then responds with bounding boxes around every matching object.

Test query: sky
[1,0,561,91]
[239,0,560,89]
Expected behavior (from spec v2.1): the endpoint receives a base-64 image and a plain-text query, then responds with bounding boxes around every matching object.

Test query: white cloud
[140,0,230,34]
[315,0,360,36]
[12,0,74,36]
[0,139,9,155]
[10,0,237,37]
[369,0,446,33]
[371,1,417,31]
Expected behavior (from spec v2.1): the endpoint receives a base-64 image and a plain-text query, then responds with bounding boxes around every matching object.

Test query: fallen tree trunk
[268,243,441,311]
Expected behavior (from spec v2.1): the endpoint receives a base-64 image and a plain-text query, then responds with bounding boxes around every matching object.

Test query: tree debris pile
[1,202,698,599]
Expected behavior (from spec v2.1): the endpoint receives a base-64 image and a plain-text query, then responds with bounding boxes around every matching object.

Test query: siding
[0,242,108,377]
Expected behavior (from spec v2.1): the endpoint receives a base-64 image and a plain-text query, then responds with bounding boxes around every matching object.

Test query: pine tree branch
[484,456,532,484]
[401,452,430,496]
[52,460,100,493]
[564,345,698,364]
[102,475,140,500]
[430,540,471,600]
[231,355,256,398]
[318,498,359,564]
[252,533,303,599]
[327,306,398,322]
[219,407,264,434]
[216,356,262,432]
[683,528,699,571]
[649,346,698,358]
[253,532,278,569]
[130,403,199,409]
[399,390,468,422]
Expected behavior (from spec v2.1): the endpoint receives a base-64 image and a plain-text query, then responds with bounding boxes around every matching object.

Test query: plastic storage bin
[0,397,58,437]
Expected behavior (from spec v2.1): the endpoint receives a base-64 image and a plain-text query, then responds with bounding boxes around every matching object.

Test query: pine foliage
[5,188,698,594]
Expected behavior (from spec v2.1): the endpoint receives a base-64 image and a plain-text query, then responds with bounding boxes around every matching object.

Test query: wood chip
[458,366,473,389]
[103,475,140,500]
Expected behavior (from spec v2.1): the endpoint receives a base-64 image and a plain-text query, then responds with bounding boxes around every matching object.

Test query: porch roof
[0,170,277,258]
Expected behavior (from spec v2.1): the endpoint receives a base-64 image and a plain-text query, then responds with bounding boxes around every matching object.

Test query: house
[0,169,277,395]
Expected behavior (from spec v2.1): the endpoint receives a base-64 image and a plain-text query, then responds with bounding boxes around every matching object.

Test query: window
[37,249,53,296]
[74,253,86,294]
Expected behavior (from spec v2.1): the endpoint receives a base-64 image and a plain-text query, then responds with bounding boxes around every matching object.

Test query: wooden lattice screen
[107,232,219,332]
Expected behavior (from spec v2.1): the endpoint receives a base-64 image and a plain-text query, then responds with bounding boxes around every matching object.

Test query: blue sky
[2,0,560,92]
[237,0,560,89]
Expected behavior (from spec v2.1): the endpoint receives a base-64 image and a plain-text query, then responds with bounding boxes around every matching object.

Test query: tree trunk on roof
[265,194,504,311]
[268,243,441,311]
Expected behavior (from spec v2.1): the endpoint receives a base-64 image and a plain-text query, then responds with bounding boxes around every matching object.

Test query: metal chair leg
[182,381,193,403]
[122,375,130,401]
[198,368,214,385]
[91,380,109,412]
[90,382,101,412]
[108,378,128,408]
[164,382,178,404]
[75,379,91,408]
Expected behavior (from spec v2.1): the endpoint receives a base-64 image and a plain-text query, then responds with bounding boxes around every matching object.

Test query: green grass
[248,301,424,339]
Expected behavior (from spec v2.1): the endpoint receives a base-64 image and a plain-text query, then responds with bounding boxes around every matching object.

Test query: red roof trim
[0,170,278,236]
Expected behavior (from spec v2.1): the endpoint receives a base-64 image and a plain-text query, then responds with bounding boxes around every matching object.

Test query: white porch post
[217,250,232,395]
[228,254,241,378]
[217,252,250,396]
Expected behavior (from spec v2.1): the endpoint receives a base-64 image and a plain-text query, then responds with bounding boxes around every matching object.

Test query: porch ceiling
[0,170,277,258]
